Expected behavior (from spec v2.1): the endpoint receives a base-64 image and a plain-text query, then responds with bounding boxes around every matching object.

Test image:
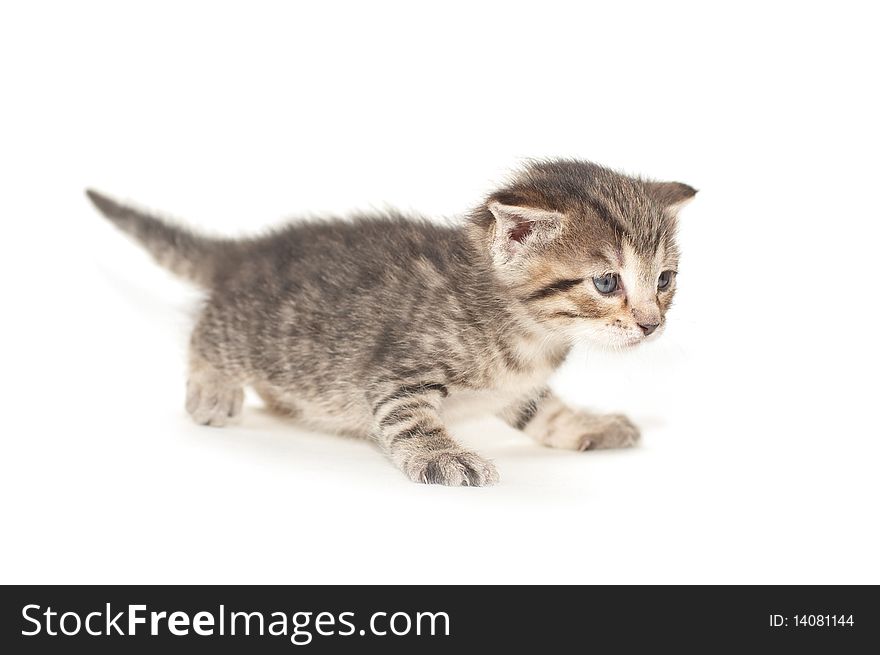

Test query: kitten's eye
[593,273,618,294]
[658,270,674,290]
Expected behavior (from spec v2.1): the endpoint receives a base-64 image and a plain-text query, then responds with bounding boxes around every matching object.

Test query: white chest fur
[440,369,551,424]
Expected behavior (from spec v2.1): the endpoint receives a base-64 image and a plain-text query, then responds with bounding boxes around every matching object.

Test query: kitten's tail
[86,189,234,288]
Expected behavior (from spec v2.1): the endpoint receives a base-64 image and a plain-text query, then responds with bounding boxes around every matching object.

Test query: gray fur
[87,159,695,486]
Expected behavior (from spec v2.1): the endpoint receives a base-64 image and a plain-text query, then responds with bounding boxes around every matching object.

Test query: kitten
[87,159,696,486]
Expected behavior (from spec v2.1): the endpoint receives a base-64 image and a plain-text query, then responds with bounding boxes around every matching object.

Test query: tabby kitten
[87,160,695,486]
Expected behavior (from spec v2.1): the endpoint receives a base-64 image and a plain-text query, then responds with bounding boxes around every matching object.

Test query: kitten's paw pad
[406,450,499,487]
[581,414,640,450]
[186,381,244,428]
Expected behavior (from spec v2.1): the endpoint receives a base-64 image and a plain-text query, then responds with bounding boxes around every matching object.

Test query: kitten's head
[470,159,696,349]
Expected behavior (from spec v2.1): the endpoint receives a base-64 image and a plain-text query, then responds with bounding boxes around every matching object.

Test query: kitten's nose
[638,321,659,336]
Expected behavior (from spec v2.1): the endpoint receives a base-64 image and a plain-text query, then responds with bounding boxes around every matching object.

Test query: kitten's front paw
[404,450,500,487]
[578,413,640,450]
[539,412,640,451]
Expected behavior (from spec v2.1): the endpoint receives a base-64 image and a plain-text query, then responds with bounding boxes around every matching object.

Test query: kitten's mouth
[622,327,663,348]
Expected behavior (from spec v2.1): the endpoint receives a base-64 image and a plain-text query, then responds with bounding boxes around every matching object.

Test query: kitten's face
[528,237,680,349]
[473,160,695,350]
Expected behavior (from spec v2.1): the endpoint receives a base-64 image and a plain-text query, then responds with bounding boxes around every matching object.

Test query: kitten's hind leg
[185,350,245,428]
[370,383,499,487]
[501,387,640,451]
[253,383,300,418]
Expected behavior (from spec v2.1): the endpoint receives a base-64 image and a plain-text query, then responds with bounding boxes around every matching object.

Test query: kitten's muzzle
[637,321,659,336]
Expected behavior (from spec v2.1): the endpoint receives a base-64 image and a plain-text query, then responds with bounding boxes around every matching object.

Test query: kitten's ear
[645,181,698,213]
[487,201,563,262]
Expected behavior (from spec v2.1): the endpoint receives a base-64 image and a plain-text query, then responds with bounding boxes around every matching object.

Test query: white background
[2,1,878,584]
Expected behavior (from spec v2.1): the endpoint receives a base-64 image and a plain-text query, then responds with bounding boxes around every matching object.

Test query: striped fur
[87,159,694,486]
